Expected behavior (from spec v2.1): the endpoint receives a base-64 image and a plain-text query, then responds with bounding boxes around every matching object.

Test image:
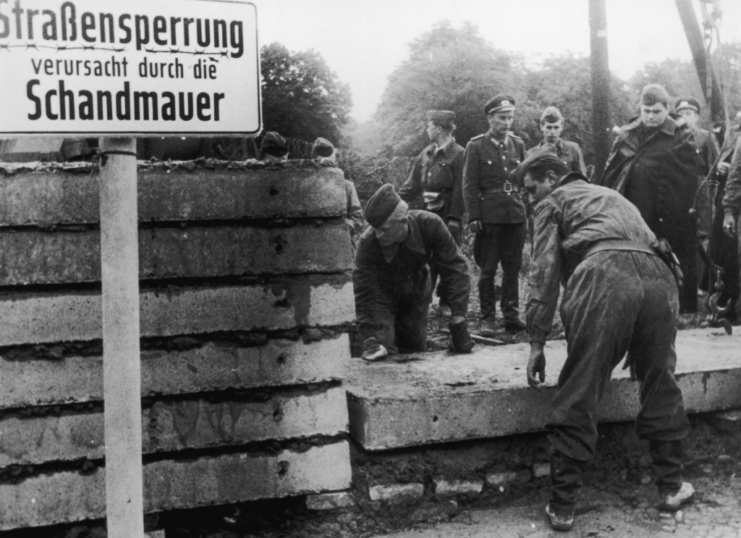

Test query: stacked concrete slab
[0,160,353,530]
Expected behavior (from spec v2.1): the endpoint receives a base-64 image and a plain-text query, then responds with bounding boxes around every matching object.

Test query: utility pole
[589,0,611,181]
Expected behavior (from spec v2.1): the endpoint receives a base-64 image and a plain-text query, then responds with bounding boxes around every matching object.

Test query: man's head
[540,106,564,144]
[365,184,409,247]
[260,131,289,162]
[484,94,516,139]
[518,150,570,206]
[426,110,456,142]
[640,84,670,129]
[675,97,701,129]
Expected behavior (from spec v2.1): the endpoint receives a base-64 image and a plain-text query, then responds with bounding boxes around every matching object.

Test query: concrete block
[434,479,483,497]
[0,279,354,346]
[346,328,741,450]
[0,137,65,162]
[368,483,424,503]
[532,462,551,478]
[0,335,349,409]
[0,387,348,467]
[306,491,355,510]
[0,166,345,226]
[486,470,531,488]
[0,224,352,285]
[0,441,351,531]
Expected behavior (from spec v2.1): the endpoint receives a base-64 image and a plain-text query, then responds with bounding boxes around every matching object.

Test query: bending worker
[520,150,694,532]
[353,184,473,361]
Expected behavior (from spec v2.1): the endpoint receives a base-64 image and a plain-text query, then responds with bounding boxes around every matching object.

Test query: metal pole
[589,0,611,181]
[99,137,144,538]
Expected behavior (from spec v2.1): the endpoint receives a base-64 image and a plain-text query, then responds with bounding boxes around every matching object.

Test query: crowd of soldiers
[345,83,741,532]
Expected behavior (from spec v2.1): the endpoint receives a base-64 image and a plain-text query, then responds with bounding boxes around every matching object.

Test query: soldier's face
[541,120,563,143]
[640,103,669,128]
[374,205,409,247]
[426,121,441,141]
[678,109,699,129]
[488,111,514,137]
[524,171,554,206]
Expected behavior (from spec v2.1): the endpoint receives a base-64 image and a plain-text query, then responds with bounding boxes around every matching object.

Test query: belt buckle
[504,181,513,195]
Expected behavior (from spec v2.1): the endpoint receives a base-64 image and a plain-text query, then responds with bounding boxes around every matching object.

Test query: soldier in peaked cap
[399,110,466,316]
[527,106,586,176]
[463,94,528,334]
[353,184,473,361]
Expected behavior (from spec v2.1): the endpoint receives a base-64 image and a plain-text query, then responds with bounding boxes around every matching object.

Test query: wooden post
[99,137,144,538]
[589,0,611,181]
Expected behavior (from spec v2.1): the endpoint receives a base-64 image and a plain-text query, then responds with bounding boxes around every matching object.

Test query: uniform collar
[625,116,679,136]
[428,137,456,157]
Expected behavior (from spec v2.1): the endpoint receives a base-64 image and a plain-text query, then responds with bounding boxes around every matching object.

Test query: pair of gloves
[361,319,474,361]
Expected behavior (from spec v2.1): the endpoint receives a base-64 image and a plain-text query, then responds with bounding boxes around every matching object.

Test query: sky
[249,0,741,122]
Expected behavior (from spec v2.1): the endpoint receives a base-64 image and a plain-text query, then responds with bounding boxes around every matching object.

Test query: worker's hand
[449,318,474,353]
[362,337,388,362]
[468,219,483,234]
[717,162,731,176]
[723,210,737,237]
[447,219,461,235]
[527,342,546,390]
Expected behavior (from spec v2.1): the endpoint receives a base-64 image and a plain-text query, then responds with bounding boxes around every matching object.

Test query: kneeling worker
[353,184,473,360]
[520,150,694,531]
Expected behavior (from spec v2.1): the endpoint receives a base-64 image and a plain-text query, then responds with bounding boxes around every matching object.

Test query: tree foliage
[261,42,352,144]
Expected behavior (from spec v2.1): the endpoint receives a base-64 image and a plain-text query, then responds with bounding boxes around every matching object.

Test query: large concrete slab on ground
[0,387,348,467]
[347,328,741,451]
[0,279,354,346]
[0,441,351,530]
[0,165,346,226]
[0,336,349,409]
[0,223,352,285]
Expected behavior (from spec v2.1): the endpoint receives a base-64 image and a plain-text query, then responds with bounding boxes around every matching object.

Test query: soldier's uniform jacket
[722,131,741,217]
[463,132,526,224]
[527,138,587,176]
[399,139,465,221]
[353,210,470,340]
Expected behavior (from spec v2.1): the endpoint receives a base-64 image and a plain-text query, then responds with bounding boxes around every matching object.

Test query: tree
[373,21,526,156]
[261,42,352,145]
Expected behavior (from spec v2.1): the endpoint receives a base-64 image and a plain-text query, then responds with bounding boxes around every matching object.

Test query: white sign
[0,0,260,136]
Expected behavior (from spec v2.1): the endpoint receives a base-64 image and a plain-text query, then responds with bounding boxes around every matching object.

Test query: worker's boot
[547,451,584,531]
[650,439,694,511]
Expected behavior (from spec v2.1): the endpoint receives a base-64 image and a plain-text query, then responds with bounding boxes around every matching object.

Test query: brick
[0,223,352,285]
[306,491,355,510]
[486,470,531,488]
[434,479,483,497]
[0,387,348,467]
[0,336,349,409]
[347,328,741,450]
[532,462,551,478]
[368,483,424,503]
[0,441,351,531]
[0,279,354,346]
[0,167,345,226]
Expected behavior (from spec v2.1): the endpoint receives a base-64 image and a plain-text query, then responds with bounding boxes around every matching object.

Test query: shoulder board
[469,134,485,141]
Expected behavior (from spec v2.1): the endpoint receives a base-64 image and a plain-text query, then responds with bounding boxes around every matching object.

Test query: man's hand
[362,337,388,362]
[723,210,737,237]
[447,219,461,235]
[527,342,546,389]
[717,162,731,177]
[468,219,483,234]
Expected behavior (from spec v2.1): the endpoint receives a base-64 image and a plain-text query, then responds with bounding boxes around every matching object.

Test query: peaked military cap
[312,137,335,158]
[365,183,402,228]
[484,94,516,115]
[675,97,701,114]
[260,131,288,157]
[426,110,456,124]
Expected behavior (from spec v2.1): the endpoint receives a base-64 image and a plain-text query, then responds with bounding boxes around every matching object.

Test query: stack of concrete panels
[0,160,353,531]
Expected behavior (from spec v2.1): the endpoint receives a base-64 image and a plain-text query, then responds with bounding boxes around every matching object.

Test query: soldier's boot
[650,439,694,511]
[546,451,584,532]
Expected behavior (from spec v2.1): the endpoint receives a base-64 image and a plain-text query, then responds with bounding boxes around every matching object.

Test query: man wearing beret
[527,106,586,176]
[463,94,527,333]
[353,184,473,360]
[399,110,466,316]
[520,149,693,531]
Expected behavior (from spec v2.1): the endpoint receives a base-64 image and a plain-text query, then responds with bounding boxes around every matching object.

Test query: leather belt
[584,239,657,260]
[480,182,519,197]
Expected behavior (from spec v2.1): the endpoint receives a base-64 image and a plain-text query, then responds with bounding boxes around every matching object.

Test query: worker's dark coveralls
[353,210,470,354]
[463,131,526,322]
[599,117,699,313]
[527,174,690,512]
[399,139,465,304]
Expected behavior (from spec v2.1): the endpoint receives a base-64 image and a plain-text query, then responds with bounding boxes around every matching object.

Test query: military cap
[427,110,456,125]
[365,183,401,228]
[675,97,701,114]
[484,94,516,116]
[312,137,335,158]
[514,146,568,184]
[260,131,288,157]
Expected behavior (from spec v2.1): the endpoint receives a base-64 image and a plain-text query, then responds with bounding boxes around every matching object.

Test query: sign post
[0,1,261,536]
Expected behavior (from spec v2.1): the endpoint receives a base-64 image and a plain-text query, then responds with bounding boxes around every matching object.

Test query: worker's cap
[675,97,701,114]
[365,184,402,228]
[260,131,288,157]
[312,137,335,158]
[426,110,456,127]
[540,106,564,124]
[514,146,568,184]
[484,94,516,116]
